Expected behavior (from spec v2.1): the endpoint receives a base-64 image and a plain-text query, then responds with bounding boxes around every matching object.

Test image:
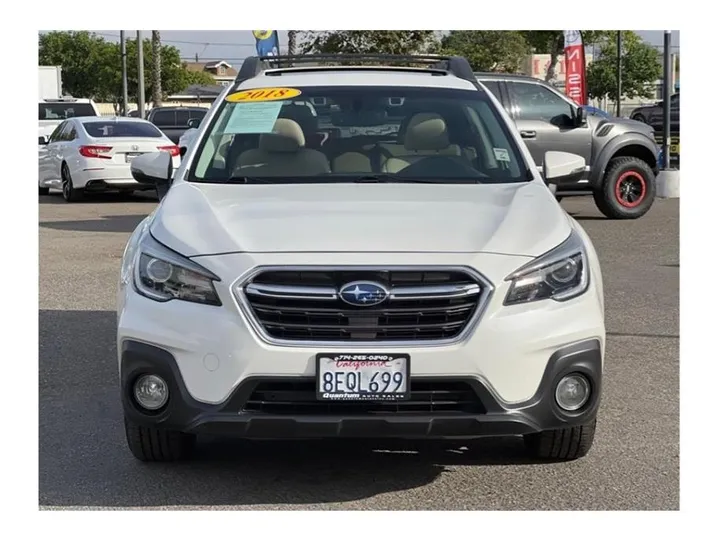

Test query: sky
[88,30,680,66]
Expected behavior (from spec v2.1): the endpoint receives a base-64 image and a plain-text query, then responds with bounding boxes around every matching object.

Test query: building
[182,60,238,87]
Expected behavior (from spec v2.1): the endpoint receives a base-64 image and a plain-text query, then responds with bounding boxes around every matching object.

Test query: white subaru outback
[119,54,605,462]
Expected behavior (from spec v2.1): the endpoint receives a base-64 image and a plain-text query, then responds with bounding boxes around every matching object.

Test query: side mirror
[543,151,586,185]
[574,106,588,126]
[187,117,201,129]
[130,151,173,200]
[38,135,48,145]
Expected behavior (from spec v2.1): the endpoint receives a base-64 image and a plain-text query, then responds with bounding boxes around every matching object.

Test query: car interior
[193,95,524,181]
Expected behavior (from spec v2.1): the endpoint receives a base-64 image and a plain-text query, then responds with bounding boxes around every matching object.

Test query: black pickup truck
[146,106,208,144]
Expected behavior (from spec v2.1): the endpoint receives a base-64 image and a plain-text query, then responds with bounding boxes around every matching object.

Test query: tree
[180,68,217,87]
[100,37,191,106]
[287,30,297,55]
[299,31,436,56]
[520,31,616,82]
[39,31,197,106]
[39,31,115,98]
[151,31,163,107]
[435,31,529,72]
[586,32,662,102]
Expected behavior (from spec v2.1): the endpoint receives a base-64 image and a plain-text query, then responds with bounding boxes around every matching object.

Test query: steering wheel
[397,155,488,179]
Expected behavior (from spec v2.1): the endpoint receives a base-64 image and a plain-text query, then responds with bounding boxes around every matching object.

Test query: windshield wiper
[225,176,278,184]
[352,174,481,184]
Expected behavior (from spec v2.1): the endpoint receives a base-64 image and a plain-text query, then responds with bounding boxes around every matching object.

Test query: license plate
[316,353,410,401]
[125,152,143,162]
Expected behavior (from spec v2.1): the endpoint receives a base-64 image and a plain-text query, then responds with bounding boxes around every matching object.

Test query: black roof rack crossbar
[234,54,476,84]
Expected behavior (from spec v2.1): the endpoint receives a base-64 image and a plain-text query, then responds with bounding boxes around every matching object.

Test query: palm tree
[288,31,297,55]
[151,31,162,107]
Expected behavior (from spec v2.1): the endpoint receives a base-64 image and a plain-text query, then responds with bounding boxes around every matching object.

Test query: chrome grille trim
[232,265,495,348]
[245,283,338,300]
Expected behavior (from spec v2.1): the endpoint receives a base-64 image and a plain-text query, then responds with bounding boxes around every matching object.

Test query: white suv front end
[117,54,605,463]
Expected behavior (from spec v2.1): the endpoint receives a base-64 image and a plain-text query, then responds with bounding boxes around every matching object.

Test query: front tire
[61,163,84,202]
[39,186,50,196]
[524,419,596,461]
[593,156,655,219]
[124,417,196,462]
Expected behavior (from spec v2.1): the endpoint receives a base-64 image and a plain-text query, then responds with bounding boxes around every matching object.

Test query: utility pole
[137,31,145,119]
[662,31,672,170]
[616,31,622,117]
[120,31,128,116]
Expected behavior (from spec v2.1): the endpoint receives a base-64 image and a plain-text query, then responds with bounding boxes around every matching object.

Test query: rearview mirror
[38,135,48,145]
[187,117,201,129]
[130,151,173,200]
[543,151,586,184]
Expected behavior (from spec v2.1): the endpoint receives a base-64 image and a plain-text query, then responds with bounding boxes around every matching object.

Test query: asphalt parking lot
[39,191,679,510]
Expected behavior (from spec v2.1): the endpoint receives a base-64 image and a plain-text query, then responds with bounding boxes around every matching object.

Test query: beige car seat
[382,113,467,173]
[332,151,373,173]
[235,118,330,176]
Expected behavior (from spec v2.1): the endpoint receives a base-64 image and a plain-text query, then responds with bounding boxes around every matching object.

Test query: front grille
[242,379,486,415]
[239,267,489,343]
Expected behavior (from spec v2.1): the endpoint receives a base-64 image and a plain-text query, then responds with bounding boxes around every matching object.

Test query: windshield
[189,86,530,184]
[39,103,96,120]
[82,120,164,138]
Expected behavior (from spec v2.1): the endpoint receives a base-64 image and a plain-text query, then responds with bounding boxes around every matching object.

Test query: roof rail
[234,54,476,84]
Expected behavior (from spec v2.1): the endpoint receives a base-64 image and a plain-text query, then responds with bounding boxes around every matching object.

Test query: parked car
[38,116,180,201]
[120,54,606,463]
[475,72,659,219]
[629,94,679,126]
[178,126,198,158]
[647,93,680,133]
[39,97,100,139]
[146,106,208,144]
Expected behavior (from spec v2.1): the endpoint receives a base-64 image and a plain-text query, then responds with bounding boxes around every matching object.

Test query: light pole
[137,31,145,119]
[120,31,128,116]
[662,31,672,169]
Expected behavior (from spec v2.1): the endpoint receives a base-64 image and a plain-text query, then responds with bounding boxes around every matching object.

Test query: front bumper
[120,338,602,440]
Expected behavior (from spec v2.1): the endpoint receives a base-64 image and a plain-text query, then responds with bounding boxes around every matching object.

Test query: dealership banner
[563,31,587,106]
[253,31,280,57]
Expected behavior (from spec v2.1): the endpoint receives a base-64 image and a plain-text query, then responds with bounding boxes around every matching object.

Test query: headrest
[259,118,305,153]
[403,113,450,151]
[279,104,318,133]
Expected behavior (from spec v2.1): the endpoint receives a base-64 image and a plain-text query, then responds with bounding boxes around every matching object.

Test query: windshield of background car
[82,121,164,138]
[189,86,529,183]
[39,103,96,120]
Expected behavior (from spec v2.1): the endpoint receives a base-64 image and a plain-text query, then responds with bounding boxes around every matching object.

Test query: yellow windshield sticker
[226,87,302,103]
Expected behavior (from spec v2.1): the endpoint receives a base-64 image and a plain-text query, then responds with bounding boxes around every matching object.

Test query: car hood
[150,181,572,258]
[590,115,655,138]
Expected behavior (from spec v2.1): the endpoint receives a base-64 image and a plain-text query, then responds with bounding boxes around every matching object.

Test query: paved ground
[39,191,679,510]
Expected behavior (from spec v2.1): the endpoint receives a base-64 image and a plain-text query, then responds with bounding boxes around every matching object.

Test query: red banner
[563,31,587,105]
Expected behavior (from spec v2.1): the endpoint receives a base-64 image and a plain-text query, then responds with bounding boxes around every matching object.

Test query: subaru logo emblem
[338,281,389,307]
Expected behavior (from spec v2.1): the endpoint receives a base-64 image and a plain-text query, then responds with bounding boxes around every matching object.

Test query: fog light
[133,374,169,410]
[555,374,590,411]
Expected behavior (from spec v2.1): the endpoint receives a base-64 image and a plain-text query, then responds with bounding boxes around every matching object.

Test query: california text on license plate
[316,353,410,401]
[125,152,143,162]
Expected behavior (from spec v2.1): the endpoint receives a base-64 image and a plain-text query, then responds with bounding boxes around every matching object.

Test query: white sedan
[38,116,181,202]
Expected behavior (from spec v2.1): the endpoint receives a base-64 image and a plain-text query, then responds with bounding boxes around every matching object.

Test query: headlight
[504,229,589,305]
[133,232,222,306]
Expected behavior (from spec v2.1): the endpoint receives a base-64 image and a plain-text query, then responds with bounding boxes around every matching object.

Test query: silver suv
[476,73,659,219]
